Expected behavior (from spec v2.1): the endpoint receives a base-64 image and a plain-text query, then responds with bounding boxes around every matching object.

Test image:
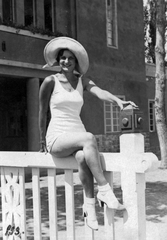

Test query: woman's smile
[59,50,76,72]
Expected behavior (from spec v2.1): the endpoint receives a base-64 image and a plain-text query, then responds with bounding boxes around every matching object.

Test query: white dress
[46,73,86,152]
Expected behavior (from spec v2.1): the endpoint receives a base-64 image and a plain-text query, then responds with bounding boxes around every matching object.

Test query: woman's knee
[75,150,93,180]
[75,150,85,164]
[84,132,97,149]
[75,150,92,171]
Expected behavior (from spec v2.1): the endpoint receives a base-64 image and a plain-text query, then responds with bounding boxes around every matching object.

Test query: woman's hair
[56,48,78,64]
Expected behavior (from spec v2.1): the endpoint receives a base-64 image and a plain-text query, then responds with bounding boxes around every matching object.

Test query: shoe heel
[98,200,104,208]
[82,204,98,231]
[83,211,87,218]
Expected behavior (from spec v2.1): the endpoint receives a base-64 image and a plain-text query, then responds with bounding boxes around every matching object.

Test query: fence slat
[83,190,95,240]
[32,168,42,240]
[104,171,115,240]
[48,168,58,240]
[65,169,75,240]
[19,167,27,240]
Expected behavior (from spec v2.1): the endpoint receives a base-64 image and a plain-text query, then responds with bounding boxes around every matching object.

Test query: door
[0,77,27,151]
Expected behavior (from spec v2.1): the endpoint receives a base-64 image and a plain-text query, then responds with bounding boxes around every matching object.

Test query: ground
[0,163,167,240]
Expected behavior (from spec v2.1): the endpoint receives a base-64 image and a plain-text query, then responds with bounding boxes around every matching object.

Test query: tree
[155,0,167,168]
[144,0,156,63]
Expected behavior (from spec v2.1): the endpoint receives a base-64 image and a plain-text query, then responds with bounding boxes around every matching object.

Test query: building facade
[0,0,148,154]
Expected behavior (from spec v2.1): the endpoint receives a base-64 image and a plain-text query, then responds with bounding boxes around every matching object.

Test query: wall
[0,31,47,65]
[77,0,147,135]
[76,0,155,157]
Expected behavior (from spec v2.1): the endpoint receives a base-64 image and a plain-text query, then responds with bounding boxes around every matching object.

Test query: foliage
[0,17,65,38]
[144,0,167,64]
[144,0,157,63]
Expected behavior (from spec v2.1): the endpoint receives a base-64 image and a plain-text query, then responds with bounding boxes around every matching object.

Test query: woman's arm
[83,78,137,110]
[39,75,55,152]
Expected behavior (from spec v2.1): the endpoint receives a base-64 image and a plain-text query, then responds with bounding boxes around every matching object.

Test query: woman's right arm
[39,75,55,152]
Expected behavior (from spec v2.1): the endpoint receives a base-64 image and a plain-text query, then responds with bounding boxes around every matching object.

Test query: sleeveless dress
[46,73,86,152]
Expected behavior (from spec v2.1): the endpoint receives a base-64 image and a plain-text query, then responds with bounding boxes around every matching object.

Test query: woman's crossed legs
[50,131,125,230]
[50,131,107,197]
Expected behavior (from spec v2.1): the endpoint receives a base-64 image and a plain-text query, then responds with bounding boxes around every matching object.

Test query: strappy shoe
[97,189,125,210]
[83,201,98,231]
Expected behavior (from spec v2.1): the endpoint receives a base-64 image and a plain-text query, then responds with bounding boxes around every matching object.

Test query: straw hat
[43,37,89,74]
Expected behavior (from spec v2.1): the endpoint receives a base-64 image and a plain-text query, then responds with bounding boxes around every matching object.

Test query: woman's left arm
[83,78,137,110]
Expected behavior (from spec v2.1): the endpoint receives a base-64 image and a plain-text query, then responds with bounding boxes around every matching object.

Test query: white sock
[98,183,111,193]
[85,197,95,205]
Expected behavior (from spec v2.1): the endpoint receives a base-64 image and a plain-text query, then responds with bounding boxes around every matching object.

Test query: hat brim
[43,37,89,74]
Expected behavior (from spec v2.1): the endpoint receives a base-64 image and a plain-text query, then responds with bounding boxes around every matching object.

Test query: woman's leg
[74,150,94,198]
[74,150,98,230]
[50,132,107,186]
[51,132,125,210]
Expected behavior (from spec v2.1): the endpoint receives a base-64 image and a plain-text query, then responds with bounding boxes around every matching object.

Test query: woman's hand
[39,140,48,154]
[117,99,138,110]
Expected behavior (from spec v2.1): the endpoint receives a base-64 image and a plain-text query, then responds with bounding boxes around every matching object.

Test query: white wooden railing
[0,134,159,240]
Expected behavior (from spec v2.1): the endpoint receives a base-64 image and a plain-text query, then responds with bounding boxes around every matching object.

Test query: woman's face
[59,50,77,73]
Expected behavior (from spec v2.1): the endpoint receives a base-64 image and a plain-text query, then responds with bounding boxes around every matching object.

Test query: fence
[0,133,159,240]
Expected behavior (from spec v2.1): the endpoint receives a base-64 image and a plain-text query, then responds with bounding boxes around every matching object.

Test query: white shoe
[83,199,98,231]
[97,189,125,210]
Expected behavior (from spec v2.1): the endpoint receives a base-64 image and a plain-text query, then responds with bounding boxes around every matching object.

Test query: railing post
[120,133,146,240]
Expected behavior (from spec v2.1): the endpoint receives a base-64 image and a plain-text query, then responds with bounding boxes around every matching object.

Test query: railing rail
[0,133,159,240]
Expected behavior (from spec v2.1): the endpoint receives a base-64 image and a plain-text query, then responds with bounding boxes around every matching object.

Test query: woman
[39,37,137,231]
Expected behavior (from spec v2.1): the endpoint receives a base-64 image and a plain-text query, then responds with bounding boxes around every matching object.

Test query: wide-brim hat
[43,37,89,74]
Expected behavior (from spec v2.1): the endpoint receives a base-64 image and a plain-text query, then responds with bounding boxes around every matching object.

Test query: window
[2,0,16,23]
[104,96,125,133]
[148,99,155,132]
[106,0,118,48]
[24,0,56,31]
[1,0,74,36]
[44,0,55,32]
[24,0,36,27]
